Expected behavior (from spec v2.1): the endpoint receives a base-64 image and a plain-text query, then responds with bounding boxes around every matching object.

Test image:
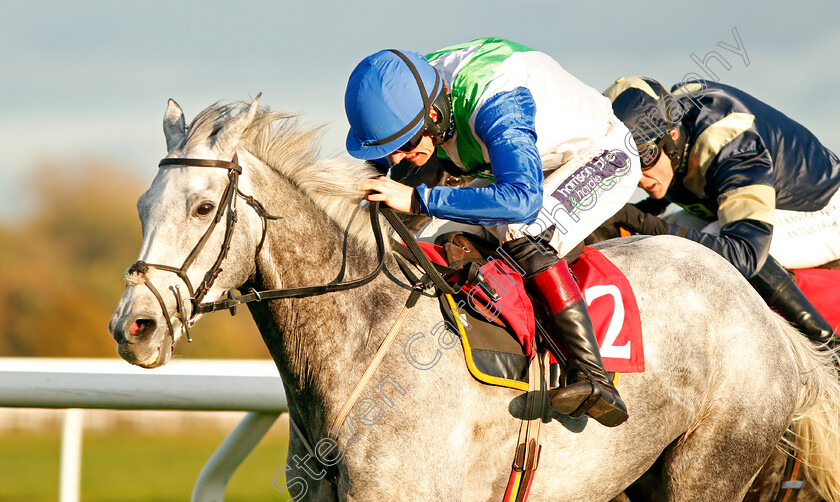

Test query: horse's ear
[215,93,262,156]
[163,99,187,153]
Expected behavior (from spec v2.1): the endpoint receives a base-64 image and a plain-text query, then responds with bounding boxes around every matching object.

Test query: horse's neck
[246,164,408,414]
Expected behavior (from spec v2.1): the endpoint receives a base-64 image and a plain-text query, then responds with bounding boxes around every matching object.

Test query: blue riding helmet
[345,49,442,160]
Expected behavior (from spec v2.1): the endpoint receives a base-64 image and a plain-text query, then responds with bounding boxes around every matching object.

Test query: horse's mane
[184,101,383,249]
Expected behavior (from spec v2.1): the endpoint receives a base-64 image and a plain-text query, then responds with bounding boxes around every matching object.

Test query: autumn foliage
[0,161,269,359]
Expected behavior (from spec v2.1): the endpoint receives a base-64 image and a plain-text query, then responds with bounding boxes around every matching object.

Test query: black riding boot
[501,236,628,427]
[529,261,629,427]
[750,256,838,348]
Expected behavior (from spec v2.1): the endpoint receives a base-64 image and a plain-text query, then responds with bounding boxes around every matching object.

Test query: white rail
[0,358,288,502]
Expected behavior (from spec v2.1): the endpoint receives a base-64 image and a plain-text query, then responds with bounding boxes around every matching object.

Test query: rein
[127,154,425,343]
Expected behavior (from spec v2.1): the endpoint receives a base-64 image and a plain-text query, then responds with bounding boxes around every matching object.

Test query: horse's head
[109,97,265,367]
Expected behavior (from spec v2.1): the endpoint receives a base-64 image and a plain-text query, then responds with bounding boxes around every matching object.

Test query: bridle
[125,152,463,344]
[128,152,385,344]
[127,155,250,343]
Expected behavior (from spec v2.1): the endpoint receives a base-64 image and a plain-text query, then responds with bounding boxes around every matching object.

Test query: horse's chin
[117,334,174,368]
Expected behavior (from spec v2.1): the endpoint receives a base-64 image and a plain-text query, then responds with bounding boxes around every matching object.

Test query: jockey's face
[637,128,678,199]
[389,135,435,167]
[388,106,439,167]
[638,151,673,199]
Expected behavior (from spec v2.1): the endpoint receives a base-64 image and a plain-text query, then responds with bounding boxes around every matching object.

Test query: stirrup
[556,366,604,418]
[568,381,603,419]
[550,371,628,426]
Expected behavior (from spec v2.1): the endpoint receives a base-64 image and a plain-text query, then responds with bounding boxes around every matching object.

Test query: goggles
[639,137,666,171]
[395,127,426,153]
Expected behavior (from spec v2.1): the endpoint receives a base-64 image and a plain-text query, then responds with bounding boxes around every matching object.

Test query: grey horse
[109,98,840,502]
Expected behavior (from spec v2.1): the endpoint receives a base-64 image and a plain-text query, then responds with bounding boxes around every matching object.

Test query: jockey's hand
[604,203,670,235]
[361,176,415,213]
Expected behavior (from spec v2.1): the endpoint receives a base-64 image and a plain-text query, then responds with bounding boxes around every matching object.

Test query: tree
[0,161,269,359]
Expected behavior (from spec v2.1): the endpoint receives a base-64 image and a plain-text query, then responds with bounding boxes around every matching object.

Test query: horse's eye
[195,202,215,217]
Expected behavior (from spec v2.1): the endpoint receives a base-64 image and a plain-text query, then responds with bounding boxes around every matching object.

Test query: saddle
[416,231,645,392]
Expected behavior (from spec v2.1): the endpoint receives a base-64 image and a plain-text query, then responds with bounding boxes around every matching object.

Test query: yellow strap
[506,471,522,502]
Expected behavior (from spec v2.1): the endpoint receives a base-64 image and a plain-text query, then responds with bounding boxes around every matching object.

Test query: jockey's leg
[502,236,629,427]
[493,122,639,427]
[750,255,838,348]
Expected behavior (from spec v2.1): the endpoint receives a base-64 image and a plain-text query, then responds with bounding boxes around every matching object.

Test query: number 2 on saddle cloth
[419,232,646,375]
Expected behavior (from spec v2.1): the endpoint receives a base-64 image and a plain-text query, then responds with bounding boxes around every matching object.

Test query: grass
[0,420,292,501]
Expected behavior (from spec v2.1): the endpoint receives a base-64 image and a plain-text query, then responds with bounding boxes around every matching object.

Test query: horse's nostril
[130,318,157,342]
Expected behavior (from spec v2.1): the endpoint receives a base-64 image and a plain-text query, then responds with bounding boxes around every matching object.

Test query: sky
[2,0,839,222]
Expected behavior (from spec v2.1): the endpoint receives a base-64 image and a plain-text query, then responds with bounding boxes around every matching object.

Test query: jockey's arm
[674,219,773,278]
[412,88,544,225]
[610,149,776,278]
[688,147,776,278]
[603,202,773,278]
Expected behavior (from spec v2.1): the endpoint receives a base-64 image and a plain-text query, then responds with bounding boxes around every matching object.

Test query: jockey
[602,76,840,345]
[344,38,642,427]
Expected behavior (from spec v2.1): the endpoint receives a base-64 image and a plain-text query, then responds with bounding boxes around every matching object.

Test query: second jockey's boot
[528,260,629,427]
[750,256,838,349]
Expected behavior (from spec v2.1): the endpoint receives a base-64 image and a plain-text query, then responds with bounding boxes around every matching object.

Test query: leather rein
[127,153,464,343]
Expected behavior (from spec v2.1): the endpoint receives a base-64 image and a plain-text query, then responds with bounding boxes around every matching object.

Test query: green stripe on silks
[427,38,535,172]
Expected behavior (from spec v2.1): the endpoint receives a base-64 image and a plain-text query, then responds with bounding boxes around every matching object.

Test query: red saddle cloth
[416,242,645,373]
[571,247,645,372]
[793,267,840,333]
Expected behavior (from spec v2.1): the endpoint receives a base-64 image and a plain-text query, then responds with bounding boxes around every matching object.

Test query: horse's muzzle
[109,310,175,368]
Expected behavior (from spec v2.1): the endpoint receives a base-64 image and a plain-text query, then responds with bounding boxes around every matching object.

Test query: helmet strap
[366,50,442,149]
[663,125,688,174]
[429,90,455,146]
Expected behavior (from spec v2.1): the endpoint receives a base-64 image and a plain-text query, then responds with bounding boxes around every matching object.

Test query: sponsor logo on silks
[550,149,632,217]
[679,202,715,220]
